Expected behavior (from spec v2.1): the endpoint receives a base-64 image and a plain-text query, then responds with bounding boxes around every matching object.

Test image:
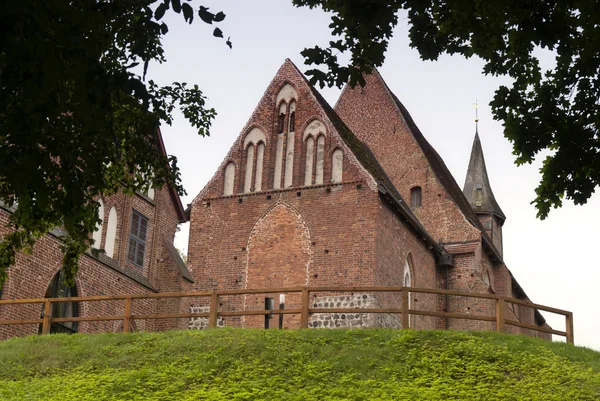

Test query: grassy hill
[0,329,599,400]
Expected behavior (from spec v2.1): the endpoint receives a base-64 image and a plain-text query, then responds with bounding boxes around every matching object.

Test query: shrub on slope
[0,329,598,400]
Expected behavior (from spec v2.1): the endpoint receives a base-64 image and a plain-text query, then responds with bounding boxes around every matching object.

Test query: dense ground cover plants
[0,329,598,400]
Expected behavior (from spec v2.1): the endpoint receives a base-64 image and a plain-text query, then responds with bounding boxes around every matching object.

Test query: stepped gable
[463,132,506,221]
[287,62,445,256]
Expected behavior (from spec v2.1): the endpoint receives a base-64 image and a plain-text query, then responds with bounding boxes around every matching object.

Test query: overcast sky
[150,1,599,350]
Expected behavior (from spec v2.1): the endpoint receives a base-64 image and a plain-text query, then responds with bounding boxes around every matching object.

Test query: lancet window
[284,100,297,188]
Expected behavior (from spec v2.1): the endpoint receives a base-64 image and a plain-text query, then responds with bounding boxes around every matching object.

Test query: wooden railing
[0,286,574,344]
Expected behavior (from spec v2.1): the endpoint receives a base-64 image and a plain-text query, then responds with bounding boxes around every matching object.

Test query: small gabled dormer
[463,132,506,256]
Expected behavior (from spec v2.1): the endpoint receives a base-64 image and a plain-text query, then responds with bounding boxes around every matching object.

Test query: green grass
[0,329,599,400]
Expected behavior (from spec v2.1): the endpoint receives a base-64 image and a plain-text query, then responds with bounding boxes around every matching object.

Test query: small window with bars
[127,209,148,267]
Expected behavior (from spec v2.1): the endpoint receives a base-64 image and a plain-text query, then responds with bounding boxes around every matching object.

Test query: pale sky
[150,1,599,350]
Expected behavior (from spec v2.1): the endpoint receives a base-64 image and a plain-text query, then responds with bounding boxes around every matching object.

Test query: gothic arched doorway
[39,271,79,334]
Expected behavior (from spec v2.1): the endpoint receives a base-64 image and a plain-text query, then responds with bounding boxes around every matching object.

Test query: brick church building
[0,59,550,338]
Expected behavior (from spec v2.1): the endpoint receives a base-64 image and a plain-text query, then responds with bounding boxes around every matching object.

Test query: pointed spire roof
[463,132,506,221]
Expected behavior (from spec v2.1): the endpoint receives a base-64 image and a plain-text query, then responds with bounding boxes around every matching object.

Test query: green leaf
[155,3,168,20]
[171,0,181,14]
[213,11,226,22]
[198,6,214,24]
[181,3,193,23]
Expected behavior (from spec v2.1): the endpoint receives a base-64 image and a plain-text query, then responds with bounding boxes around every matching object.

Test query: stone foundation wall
[188,306,224,329]
[308,294,402,329]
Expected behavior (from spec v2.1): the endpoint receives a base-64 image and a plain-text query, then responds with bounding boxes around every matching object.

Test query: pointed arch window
[288,101,296,133]
[331,148,343,183]
[223,162,236,196]
[255,142,265,192]
[410,186,422,208]
[244,143,255,193]
[404,258,412,328]
[92,198,104,249]
[39,270,79,334]
[105,206,118,258]
[277,102,286,134]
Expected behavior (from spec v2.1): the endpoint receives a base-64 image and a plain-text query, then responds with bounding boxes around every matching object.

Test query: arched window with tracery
[223,162,236,196]
[92,198,104,249]
[331,148,343,183]
[39,271,79,334]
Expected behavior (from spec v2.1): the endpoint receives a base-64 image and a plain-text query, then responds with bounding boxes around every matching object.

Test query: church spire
[463,131,506,222]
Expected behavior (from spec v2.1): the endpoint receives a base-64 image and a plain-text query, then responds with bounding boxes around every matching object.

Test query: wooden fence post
[401,288,409,329]
[496,297,505,334]
[566,312,574,345]
[208,291,218,328]
[123,297,133,333]
[300,288,310,329]
[41,299,52,335]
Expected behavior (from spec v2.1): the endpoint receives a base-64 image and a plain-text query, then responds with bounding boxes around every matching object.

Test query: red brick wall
[188,183,379,328]
[375,202,438,329]
[0,222,157,339]
[335,72,480,244]
[0,179,185,339]
[187,60,444,329]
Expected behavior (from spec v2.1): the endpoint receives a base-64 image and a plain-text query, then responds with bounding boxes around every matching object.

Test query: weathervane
[474,100,479,134]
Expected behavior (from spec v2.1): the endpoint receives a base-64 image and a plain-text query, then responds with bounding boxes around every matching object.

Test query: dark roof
[156,128,188,223]
[463,132,506,221]
[163,238,195,283]
[288,60,446,257]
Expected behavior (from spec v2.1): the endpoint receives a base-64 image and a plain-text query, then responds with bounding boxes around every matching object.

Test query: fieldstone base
[308,294,402,329]
[188,306,224,329]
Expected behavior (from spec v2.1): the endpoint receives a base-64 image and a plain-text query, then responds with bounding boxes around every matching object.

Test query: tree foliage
[296,0,600,219]
[0,0,229,284]
[2,0,598,284]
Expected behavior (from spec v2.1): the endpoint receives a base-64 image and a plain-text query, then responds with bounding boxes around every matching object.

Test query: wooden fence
[0,286,574,344]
